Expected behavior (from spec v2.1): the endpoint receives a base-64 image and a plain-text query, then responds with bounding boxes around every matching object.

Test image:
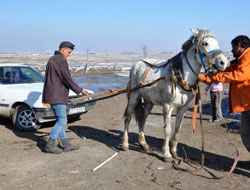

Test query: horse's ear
[190,28,199,36]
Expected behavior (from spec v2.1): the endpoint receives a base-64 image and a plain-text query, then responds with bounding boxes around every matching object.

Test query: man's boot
[61,138,80,152]
[45,137,63,154]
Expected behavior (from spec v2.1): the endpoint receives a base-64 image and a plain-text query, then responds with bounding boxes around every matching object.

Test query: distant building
[121,52,136,55]
[160,51,176,54]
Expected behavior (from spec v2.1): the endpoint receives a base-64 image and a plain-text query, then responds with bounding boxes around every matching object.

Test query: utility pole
[84,46,89,73]
[142,45,147,58]
[105,47,108,62]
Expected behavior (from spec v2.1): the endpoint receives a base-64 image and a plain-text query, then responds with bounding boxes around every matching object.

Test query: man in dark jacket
[42,41,88,154]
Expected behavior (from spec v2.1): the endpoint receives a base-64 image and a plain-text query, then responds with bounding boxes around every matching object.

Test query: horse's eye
[202,42,209,46]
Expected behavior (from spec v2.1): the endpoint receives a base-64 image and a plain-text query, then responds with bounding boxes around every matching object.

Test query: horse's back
[129,59,194,107]
[130,59,170,85]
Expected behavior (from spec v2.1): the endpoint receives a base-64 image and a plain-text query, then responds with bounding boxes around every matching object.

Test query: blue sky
[0,0,249,52]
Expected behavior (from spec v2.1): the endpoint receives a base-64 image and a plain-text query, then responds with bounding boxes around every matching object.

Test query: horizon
[0,0,249,53]
[0,49,233,55]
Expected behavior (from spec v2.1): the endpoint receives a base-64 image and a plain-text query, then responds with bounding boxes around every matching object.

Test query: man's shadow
[0,104,82,152]
[69,125,250,178]
[0,117,50,152]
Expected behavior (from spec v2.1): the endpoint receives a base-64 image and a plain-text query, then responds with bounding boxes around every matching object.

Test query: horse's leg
[162,104,174,162]
[137,100,153,151]
[122,92,141,151]
[171,105,188,159]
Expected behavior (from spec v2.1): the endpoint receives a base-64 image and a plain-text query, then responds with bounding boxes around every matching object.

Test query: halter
[194,36,223,73]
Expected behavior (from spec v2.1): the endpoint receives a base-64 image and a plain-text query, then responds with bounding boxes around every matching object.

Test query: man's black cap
[59,41,75,50]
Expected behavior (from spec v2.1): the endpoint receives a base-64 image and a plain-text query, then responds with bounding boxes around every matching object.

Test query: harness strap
[200,46,213,65]
[209,49,223,59]
[172,69,195,92]
[199,46,223,72]
[141,59,164,85]
[171,52,197,92]
[141,53,197,93]
[184,51,199,77]
[192,87,199,133]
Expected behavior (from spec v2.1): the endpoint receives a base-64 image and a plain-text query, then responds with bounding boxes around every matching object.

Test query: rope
[173,83,239,179]
[173,84,205,174]
[70,76,166,105]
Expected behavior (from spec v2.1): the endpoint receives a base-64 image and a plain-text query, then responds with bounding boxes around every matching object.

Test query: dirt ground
[0,77,250,190]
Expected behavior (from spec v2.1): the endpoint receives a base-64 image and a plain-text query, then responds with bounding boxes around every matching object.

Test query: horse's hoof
[142,145,151,152]
[164,157,173,162]
[122,144,129,151]
[172,152,182,161]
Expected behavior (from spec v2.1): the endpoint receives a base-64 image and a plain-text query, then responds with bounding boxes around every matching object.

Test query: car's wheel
[12,105,41,131]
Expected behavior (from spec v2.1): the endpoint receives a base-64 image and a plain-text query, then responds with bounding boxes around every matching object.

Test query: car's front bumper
[33,101,96,123]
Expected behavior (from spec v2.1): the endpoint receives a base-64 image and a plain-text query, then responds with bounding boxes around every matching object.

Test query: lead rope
[70,76,166,105]
[215,118,239,179]
[172,84,205,173]
[173,83,239,179]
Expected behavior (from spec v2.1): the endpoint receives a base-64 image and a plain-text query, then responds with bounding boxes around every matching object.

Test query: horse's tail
[127,69,132,98]
[123,68,132,120]
[123,96,145,125]
[134,97,145,124]
[123,66,144,123]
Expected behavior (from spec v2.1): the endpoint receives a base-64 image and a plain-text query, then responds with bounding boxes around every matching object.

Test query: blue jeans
[50,104,68,140]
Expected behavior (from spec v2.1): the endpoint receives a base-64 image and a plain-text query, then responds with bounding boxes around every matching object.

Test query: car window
[0,68,3,82]
[0,67,44,84]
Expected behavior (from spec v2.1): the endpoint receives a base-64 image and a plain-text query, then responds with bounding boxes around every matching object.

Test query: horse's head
[188,28,228,73]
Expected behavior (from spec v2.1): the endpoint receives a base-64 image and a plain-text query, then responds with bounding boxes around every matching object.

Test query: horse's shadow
[150,97,239,120]
[69,125,163,160]
[151,97,241,132]
[69,125,250,178]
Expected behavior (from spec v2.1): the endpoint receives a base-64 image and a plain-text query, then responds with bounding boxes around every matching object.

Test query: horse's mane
[182,29,216,53]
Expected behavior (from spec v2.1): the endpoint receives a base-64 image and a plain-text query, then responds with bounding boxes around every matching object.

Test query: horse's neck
[182,50,201,86]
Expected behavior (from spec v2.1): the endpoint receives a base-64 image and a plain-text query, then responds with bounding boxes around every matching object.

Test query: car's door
[0,67,19,116]
[0,67,7,115]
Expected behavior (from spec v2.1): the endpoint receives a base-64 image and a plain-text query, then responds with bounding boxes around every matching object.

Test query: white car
[0,64,95,131]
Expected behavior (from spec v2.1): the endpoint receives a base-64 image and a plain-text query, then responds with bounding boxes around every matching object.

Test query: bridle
[184,35,224,75]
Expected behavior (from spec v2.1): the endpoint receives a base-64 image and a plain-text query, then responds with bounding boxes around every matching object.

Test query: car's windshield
[0,66,44,84]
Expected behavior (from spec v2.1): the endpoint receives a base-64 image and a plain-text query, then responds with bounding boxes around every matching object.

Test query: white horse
[122,28,228,162]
